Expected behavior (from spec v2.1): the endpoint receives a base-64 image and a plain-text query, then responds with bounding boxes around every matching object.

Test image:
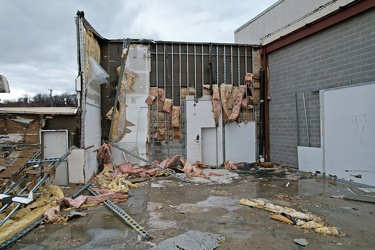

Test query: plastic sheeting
[153,230,225,250]
[0,75,10,93]
[87,57,109,86]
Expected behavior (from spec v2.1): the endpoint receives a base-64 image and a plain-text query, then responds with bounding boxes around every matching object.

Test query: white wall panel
[225,121,256,163]
[321,82,375,186]
[68,148,85,184]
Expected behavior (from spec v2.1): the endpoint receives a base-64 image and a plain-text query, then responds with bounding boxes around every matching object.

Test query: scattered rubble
[239,198,342,236]
[4,144,373,247]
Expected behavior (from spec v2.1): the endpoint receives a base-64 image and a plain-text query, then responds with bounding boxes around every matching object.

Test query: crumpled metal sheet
[153,230,225,250]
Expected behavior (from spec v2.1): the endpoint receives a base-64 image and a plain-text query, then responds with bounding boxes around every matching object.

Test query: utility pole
[48,89,53,107]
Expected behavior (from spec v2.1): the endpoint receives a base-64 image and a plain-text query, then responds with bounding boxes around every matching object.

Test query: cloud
[0,0,277,101]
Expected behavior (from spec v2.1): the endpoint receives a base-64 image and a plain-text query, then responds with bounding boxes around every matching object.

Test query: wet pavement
[6,167,375,250]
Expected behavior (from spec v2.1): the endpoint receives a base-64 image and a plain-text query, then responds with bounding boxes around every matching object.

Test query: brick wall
[267,9,375,166]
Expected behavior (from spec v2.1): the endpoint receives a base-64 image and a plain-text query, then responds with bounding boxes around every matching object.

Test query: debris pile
[0,184,64,241]
[95,144,224,180]
[239,198,343,236]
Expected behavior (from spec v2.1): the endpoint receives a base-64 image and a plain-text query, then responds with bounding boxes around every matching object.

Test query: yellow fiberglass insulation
[0,184,64,243]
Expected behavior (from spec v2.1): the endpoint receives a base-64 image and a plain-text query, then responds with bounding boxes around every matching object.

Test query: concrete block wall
[148,141,183,161]
[267,9,375,166]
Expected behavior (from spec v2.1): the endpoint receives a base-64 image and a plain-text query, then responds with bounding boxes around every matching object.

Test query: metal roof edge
[234,0,285,34]
[261,0,358,45]
[0,107,78,115]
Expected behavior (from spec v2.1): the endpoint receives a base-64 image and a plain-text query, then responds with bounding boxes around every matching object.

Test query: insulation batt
[227,85,246,122]
[224,160,237,170]
[228,86,238,112]
[203,84,211,95]
[183,161,193,174]
[211,84,221,126]
[163,99,172,113]
[121,48,128,59]
[97,144,112,165]
[181,88,187,99]
[146,87,158,105]
[245,72,254,89]
[220,84,233,117]
[0,185,64,244]
[188,86,195,95]
[43,205,61,221]
[117,162,145,174]
[241,98,248,109]
[172,106,180,128]
[157,88,165,102]
[315,227,340,236]
[192,165,203,176]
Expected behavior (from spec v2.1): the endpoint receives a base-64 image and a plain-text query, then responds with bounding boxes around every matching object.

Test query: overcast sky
[0,0,277,101]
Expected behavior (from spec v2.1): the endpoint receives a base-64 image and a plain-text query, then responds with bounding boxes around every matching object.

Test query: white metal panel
[84,103,101,181]
[186,96,223,164]
[115,45,150,165]
[41,130,68,185]
[321,82,375,186]
[224,121,256,163]
[68,149,85,184]
[297,146,323,173]
[202,128,217,166]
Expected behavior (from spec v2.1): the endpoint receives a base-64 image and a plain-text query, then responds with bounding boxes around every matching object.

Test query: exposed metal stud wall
[99,39,258,161]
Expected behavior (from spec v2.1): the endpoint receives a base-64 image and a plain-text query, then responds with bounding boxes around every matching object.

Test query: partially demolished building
[75,12,264,182]
[1,1,375,247]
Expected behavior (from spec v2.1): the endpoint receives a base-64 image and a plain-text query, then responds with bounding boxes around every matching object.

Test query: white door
[202,127,217,166]
[41,130,68,185]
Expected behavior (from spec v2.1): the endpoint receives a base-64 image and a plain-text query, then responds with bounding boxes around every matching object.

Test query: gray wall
[267,9,375,166]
